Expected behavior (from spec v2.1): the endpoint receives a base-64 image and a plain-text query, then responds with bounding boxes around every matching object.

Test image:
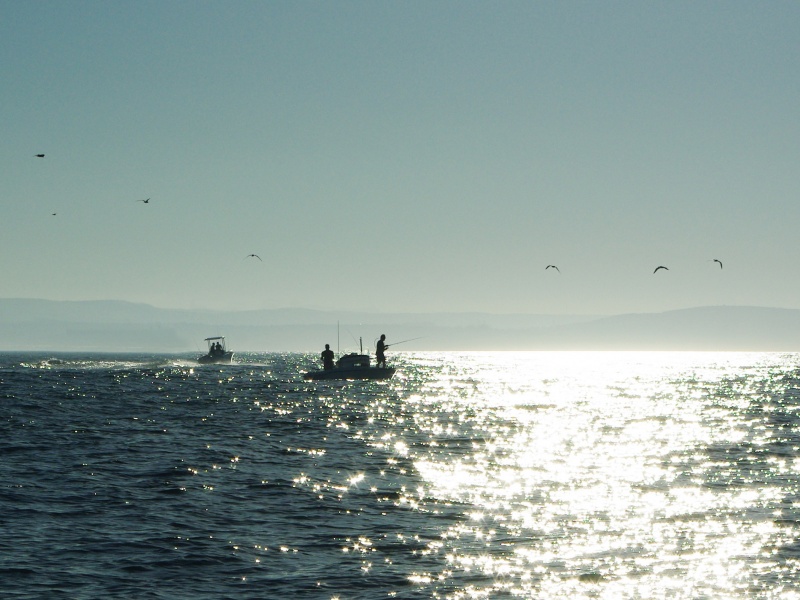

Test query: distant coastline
[1,299,800,352]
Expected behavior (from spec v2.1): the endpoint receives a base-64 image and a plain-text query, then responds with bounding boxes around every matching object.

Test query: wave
[12,355,174,371]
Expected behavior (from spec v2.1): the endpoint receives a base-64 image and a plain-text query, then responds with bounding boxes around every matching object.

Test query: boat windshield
[205,337,226,352]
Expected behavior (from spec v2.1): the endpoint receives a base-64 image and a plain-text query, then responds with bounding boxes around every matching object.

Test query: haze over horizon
[3,2,799,316]
[4,299,800,352]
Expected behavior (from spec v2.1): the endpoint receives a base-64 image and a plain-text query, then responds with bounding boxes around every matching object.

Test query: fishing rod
[384,336,426,348]
[335,321,362,355]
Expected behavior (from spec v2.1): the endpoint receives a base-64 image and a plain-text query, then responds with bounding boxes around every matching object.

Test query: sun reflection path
[373,351,800,599]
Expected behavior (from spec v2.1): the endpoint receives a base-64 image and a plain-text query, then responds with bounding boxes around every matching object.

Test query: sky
[2,1,800,316]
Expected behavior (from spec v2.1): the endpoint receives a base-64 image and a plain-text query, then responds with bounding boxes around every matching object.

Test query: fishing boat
[304,351,395,381]
[198,336,234,364]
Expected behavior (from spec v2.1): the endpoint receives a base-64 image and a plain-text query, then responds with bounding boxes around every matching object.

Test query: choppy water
[2,351,800,599]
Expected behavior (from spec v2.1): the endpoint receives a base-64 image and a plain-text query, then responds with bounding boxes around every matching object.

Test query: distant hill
[528,306,800,351]
[0,299,799,352]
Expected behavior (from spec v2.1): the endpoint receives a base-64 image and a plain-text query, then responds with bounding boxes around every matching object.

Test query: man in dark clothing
[376,334,388,368]
[321,344,335,370]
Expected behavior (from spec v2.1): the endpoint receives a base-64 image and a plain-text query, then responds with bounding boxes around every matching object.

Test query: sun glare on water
[377,351,800,598]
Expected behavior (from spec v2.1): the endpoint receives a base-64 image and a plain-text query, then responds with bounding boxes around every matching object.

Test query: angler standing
[321,344,335,370]
[376,334,388,368]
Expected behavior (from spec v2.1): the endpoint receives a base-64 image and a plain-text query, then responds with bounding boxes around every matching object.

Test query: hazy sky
[3,1,799,315]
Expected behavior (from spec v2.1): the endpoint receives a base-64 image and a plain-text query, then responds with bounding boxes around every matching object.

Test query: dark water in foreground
[3,351,800,599]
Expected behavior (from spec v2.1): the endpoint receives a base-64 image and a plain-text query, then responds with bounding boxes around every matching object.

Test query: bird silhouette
[545,265,560,272]
[713,259,723,269]
[245,254,263,261]
[34,154,45,158]
[653,266,668,273]
[137,198,150,203]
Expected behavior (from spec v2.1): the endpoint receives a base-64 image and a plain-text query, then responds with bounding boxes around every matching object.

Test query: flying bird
[245,254,263,261]
[653,266,668,273]
[545,265,560,272]
[136,198,150,203]
[34,154,45,158]
[713,259,723,269]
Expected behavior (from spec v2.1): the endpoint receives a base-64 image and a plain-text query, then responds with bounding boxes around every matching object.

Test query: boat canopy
[204,336,227,351]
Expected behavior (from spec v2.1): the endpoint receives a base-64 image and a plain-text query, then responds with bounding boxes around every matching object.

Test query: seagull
[713,259,723,269]
[545,265,560,272]
[245,254,263,261]
[34,154,45,158]
[653,266,668,273]
[136,198,150,203]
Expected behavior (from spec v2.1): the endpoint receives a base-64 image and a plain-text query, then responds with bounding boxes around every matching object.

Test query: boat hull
[197,352,234,364]
[304,367,395,381]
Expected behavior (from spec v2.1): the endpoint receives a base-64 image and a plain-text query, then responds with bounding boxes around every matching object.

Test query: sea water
[2,351,800,599]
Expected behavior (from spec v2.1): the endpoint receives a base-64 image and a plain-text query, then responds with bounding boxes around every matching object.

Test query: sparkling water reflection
[3,351,800,599]
[360,352,800,599]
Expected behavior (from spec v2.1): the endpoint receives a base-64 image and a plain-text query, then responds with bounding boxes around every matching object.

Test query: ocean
[2,351,800,599]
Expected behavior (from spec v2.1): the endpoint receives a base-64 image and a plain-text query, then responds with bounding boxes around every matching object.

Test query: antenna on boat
[337,321,340,356]
[359,337,363,354]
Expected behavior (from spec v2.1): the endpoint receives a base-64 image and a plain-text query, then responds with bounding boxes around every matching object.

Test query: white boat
[198,336,233,364]
[304,352,395,381]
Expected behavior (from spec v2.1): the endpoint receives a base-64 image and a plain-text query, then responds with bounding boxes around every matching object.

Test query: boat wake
[16,356,174,371]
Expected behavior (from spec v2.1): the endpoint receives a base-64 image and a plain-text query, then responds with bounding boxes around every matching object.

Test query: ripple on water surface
[2,351,800,598]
